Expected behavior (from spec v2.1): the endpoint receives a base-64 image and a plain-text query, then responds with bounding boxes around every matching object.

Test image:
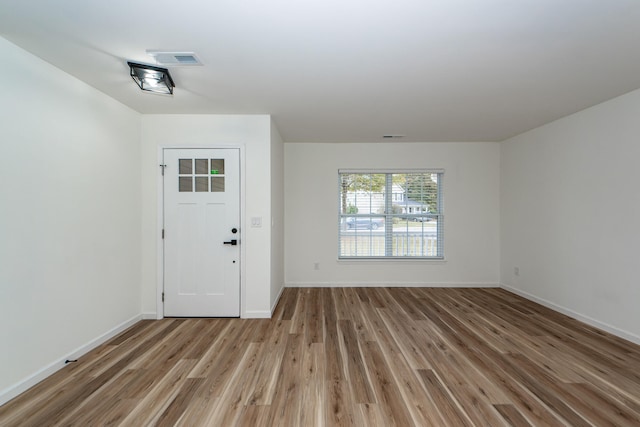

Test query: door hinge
[159,164,167,176]
[162,292,165,302]
[162,229,165,239]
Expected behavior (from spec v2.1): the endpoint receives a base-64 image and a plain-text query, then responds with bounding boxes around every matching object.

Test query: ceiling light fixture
[127,61,175,95]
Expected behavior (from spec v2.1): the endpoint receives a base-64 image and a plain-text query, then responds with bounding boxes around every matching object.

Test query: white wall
[284,142,500,286]
[270,121,285,311]
[140,115,278,318]
[501,88,640,343]
[0,38,142,401]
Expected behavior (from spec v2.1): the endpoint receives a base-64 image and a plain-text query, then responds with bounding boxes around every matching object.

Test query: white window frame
[338,169,444,259]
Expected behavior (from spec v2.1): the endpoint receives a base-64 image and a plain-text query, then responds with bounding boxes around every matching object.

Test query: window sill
[337,257,446,264]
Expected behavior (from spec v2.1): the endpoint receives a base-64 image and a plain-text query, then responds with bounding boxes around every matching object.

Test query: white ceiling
[1,0,640,142]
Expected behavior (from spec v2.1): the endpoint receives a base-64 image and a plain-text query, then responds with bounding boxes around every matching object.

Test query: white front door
[163,148,240,317]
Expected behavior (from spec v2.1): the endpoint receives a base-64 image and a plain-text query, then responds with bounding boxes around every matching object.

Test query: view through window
[338,171,444,259]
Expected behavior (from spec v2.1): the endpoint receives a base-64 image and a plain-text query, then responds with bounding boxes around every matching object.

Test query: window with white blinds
[338,170,444,259]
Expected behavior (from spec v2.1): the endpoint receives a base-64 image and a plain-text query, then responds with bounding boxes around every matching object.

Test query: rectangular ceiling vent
[146,50,202,66]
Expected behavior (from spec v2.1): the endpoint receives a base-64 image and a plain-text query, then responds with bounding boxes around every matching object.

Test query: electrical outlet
[314,262,320,270]
[514,267,520,277]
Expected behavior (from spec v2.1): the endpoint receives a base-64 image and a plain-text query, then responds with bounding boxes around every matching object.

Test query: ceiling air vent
[146,50,202,66]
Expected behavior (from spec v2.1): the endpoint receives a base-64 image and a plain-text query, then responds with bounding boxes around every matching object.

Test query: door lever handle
[223,239,238,246]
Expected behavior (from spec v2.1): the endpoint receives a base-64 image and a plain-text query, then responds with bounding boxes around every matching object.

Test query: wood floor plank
[243,319,290,406]
[359,303,443,426]
[361,340,414,426]
[106,319,156,346]
[235,404,271,427]
[489,289,640,365]
[3,287,640,426]
[0,363,101,426]
[450,289,587,383]
[188,319,246,379]
[182,318,229,359]
[417,369,474,427]
[419,293,569,426]
[205,342,266,426]
[289,288,308,335]
[325,380,357,427]
[410,323,511,426]
[323,288,346,383]
[55,368,142,426]
[278,287,299,321]
[365,287,388,309]
[357,402,388,426]
[299,342,325,427]
[415,291,568,426]
[128,319,202,370]
[564,382,640,426]
[323,290,356,427]
[119,359,197,427]
[2,320,183,427]
[342,287,375,342]
[172,396,220,427]
[389,287,428,321]
[154,377,204,427]
[337,319,376,403]
[333,287,353,320]
[537,332,640,401]
[377,307,434,369]
[266,333,304,426]
[494,403,533,427]
[83,319,183,379]
[499,352,590,426]
[305,287,324,344]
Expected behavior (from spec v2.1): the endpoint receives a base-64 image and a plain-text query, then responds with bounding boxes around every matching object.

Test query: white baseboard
[243,310,272,319]
[270,285,285,316]
[0,314,143,406]
[240,285,285,319]
[501,284,640,346]
[141,312,158,320]
[285,281,499,288]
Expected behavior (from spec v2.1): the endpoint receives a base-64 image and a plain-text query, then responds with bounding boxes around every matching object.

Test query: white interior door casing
[163,148,240,317]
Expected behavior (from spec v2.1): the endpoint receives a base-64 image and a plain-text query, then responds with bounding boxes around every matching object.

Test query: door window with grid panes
[178,158,226,193]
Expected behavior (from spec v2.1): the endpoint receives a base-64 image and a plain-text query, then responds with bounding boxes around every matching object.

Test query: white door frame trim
[156,144,246,319]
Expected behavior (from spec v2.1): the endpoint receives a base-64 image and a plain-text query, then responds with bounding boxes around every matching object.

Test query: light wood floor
[2,288,640,426]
